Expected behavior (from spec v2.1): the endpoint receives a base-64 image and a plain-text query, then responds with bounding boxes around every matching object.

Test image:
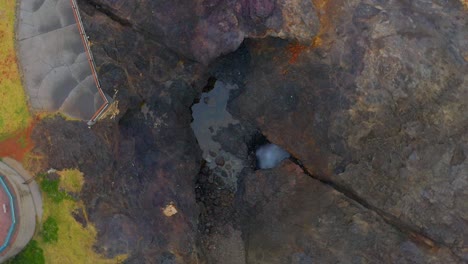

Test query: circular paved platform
[0,158,42,263]
[0,179,15,253]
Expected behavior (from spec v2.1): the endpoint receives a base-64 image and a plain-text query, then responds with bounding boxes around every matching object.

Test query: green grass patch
[58,169,84,193]
[38,174,69,203]
[6,240,45,264]
[41,217,59,243]
[31,170,128,263]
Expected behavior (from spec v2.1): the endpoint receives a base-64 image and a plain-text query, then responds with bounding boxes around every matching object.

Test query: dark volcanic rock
[32,117,113,172]
[32,1,208,262]
[240,162,457,264]
[84,0,319,63]
[32,112,202,262]
[29,0,468,263]
[230,0,468,261]
[238,160,459,263]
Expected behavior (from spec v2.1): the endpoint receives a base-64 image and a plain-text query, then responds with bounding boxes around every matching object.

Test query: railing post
[69,0,110,124]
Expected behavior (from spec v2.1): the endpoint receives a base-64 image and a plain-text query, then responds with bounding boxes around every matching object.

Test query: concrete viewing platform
[0,158,42,263]
[0,177,15,254]
[16,0,109,122]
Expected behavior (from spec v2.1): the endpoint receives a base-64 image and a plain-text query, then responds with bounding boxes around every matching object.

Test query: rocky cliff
[31,0,467,263]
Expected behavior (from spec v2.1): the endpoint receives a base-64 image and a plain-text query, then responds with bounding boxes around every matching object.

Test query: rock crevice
[82,0,133,27]
[289,155,462,260]
[28,0,468,262]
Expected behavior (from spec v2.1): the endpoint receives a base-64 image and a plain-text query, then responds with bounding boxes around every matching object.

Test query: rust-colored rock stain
[0,119,36,161]
[284,0,338,65]
[287,43,308,64]
[312,0,340,47]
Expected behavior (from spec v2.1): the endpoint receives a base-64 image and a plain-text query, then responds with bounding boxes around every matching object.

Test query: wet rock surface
[195,164,237,234]
[28,0,468,263]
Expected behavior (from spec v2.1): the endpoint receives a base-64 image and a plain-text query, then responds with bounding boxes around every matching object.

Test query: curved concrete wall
[0,159,42,263]
[0,176,17,254]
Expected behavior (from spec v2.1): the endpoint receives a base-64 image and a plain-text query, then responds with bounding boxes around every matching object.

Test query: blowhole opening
[203,76,217,93]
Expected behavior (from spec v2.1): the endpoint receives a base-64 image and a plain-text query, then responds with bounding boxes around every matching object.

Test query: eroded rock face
[238,160,459,263]
[85,0,319,63]
[230,0,468,261]
[29,0,468,263]
[31,1,207,261]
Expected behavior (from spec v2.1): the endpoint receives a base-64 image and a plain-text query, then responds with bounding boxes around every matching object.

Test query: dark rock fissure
[61,0,467,261]
[202,77,217,93]
[191,38,462,260]
[82,0,132,27]
[80,0,200,64]
[246,132,269,155]
[237,126,460,257]
[191,77,218,108]
[288,155,460,258]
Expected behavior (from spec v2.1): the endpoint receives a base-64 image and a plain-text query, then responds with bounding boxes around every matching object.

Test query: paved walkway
[2,158,43,220]
[16,0,107,120]
[0,159,41,263]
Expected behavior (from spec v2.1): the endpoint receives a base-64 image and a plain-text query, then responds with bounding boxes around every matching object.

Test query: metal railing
[0,176,17,253]
[69,0,110,124]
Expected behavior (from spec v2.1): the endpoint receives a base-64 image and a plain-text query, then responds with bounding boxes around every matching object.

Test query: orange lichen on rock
[283,1,335,65]
[312,36,323,48]
[311,0,340,47]
[461,0,467,9]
